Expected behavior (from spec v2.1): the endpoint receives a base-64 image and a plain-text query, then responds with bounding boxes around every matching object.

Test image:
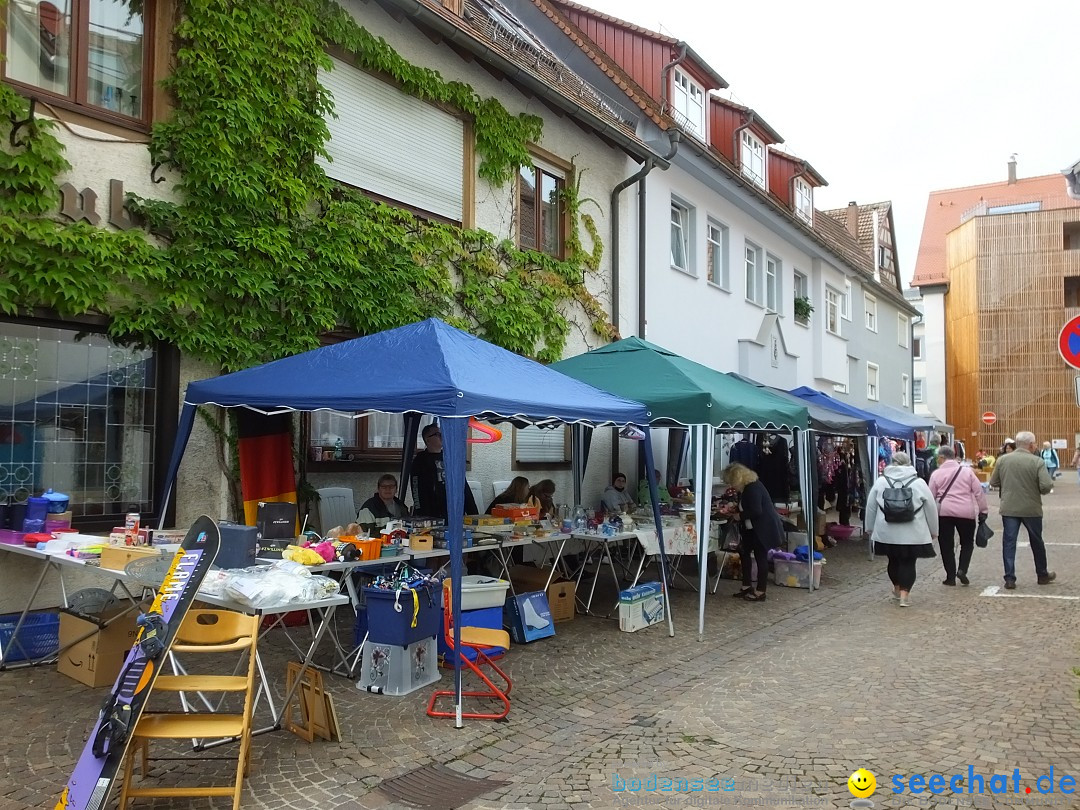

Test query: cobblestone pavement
[6,485,1080,810]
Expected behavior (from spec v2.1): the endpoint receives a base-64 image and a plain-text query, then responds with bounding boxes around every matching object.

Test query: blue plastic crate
[0,611,59,663]
[364,584,442,647]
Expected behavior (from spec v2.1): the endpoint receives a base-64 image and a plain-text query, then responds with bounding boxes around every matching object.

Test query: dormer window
[740,130,765,188]
[671,67,705,139]
[794,177,813,224]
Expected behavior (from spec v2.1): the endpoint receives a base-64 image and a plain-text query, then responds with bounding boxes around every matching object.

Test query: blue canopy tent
[157,319,670,725]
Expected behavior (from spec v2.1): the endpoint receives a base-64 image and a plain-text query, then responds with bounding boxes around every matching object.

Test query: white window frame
[913,336,923,360]
[513,425,571,466]
[671,67,705,139]
[833,382,848,395]
[867,362,880,401]
[841,279,852,320]
[765,253,781,312]
[825,286,841,335]
[864,292,878,332]
[898,313,910,348]
[913,378,925,403]
[901,373,910,407]
[670,199,692,273]
[793,271,809,324]
[740,130,765,188]
[707,218,730,290]
[794,178,813,224]
[744,241,763,306]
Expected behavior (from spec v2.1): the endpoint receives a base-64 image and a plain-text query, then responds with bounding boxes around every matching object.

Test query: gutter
[385,0,669,167]
[609,131,680,334]
[659,42,688,114]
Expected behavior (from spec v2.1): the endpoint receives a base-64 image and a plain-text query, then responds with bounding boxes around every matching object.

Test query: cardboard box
[618,582,665,633]
[503,592,555,644]
[508,565,576,622]
[58,605,140,687]
[99,543,166,572]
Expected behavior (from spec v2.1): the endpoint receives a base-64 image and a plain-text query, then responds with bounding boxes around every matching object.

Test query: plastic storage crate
[356,635,440,696]
[0,611,60,663]
[459,576,509,610]
[773,559,823,589]
[364,584,442,647]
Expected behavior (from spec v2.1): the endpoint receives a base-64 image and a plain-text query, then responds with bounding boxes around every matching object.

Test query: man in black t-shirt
[411,423,478,519]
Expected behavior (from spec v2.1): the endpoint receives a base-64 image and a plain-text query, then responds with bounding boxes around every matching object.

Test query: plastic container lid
[43,488,70,503]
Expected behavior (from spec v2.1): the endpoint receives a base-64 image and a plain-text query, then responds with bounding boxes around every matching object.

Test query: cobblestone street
[7,484,1080,810]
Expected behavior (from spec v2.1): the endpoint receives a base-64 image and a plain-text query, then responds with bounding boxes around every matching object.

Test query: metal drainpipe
[732,111,757,174]
[659,42,688,113]
[610,160,654,332]
[638,132,681,338]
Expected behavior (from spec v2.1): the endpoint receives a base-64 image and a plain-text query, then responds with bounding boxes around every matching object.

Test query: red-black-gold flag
[236,411,297,526]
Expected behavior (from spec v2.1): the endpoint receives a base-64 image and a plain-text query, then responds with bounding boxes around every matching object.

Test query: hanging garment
[756,434,790,502]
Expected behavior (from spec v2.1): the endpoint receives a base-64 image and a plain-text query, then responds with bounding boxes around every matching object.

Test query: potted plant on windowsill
[794,296,813,324]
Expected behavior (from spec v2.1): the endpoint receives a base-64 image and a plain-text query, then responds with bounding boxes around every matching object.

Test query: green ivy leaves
[1,0,609,370]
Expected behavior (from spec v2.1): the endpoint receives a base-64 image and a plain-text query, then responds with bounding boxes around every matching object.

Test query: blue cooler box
[364,584,442,647]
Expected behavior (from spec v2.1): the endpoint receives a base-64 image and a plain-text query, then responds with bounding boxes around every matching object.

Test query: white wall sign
[1052,439,1068,449]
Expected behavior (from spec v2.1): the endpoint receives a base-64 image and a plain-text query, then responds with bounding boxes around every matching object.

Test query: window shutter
[514,425,569,463]
[318,58,464,221]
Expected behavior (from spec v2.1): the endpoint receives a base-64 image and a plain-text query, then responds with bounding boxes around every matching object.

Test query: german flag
[236,411,297,526]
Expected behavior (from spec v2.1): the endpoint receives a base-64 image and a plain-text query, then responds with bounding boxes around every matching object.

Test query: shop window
[512,425,570,469]
[0,315,177,531]
[518,159,565,257]
[3,0,150,122]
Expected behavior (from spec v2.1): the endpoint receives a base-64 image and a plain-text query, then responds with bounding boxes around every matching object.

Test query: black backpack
[880,474,922,523]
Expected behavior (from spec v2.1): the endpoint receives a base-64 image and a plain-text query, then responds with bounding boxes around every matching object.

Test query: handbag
[976,518,994,548]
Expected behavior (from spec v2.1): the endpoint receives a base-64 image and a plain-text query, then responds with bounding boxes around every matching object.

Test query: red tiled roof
[911,173,1079,287]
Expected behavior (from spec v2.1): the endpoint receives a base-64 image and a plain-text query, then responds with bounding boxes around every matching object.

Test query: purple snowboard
[56,515,220,810]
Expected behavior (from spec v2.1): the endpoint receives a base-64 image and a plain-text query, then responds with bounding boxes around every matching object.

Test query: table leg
[0,557,54,669]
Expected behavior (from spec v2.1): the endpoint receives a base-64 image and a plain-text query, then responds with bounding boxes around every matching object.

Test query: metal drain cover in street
[377,764,508,809]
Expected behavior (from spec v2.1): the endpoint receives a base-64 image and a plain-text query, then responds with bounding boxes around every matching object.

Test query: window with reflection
[3,0,147,121]
[518,160,565,257]
[0,318,172,528]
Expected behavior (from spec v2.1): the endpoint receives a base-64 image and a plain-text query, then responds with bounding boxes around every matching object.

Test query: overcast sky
[581,0,1078,286]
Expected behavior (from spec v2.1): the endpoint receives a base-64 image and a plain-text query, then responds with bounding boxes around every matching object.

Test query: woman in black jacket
[722,463,784,602]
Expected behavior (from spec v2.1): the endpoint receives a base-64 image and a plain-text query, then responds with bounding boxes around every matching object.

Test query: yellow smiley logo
[848,768,876,798]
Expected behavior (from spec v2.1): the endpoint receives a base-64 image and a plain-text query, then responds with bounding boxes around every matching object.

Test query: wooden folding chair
[427,581,512,721]
[118,610,260,809]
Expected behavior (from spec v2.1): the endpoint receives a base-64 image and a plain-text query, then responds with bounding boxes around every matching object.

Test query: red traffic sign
[1059,315,1080,370]
[981,412,997,425]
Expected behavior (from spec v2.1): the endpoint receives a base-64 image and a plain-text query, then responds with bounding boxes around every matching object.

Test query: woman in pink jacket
[929,445,989,586]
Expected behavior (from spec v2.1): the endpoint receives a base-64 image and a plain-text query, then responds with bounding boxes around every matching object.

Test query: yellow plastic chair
[118,609,260,809]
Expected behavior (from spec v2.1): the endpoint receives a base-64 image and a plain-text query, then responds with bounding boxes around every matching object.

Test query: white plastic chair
[491,480,513,504]
[316,487,357,533]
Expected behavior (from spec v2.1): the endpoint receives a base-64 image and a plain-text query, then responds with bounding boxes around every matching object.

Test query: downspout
[732,111,757,175]
[659,43,688,114]
[638,132,682,338]
[610,160,655,333]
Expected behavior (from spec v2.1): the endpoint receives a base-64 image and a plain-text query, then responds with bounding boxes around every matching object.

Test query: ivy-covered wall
[0,0,622,372]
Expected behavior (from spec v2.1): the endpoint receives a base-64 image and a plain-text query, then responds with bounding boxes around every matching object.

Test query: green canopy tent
[553,338,813,635]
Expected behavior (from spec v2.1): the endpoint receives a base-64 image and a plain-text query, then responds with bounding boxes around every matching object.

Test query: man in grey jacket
[988,431,1056,589]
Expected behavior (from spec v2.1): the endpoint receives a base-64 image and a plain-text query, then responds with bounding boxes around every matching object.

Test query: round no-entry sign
[982,412,997,425]
[1058,315,1080,370]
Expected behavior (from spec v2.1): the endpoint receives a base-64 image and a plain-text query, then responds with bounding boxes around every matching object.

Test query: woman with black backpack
[865,451,939,607]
